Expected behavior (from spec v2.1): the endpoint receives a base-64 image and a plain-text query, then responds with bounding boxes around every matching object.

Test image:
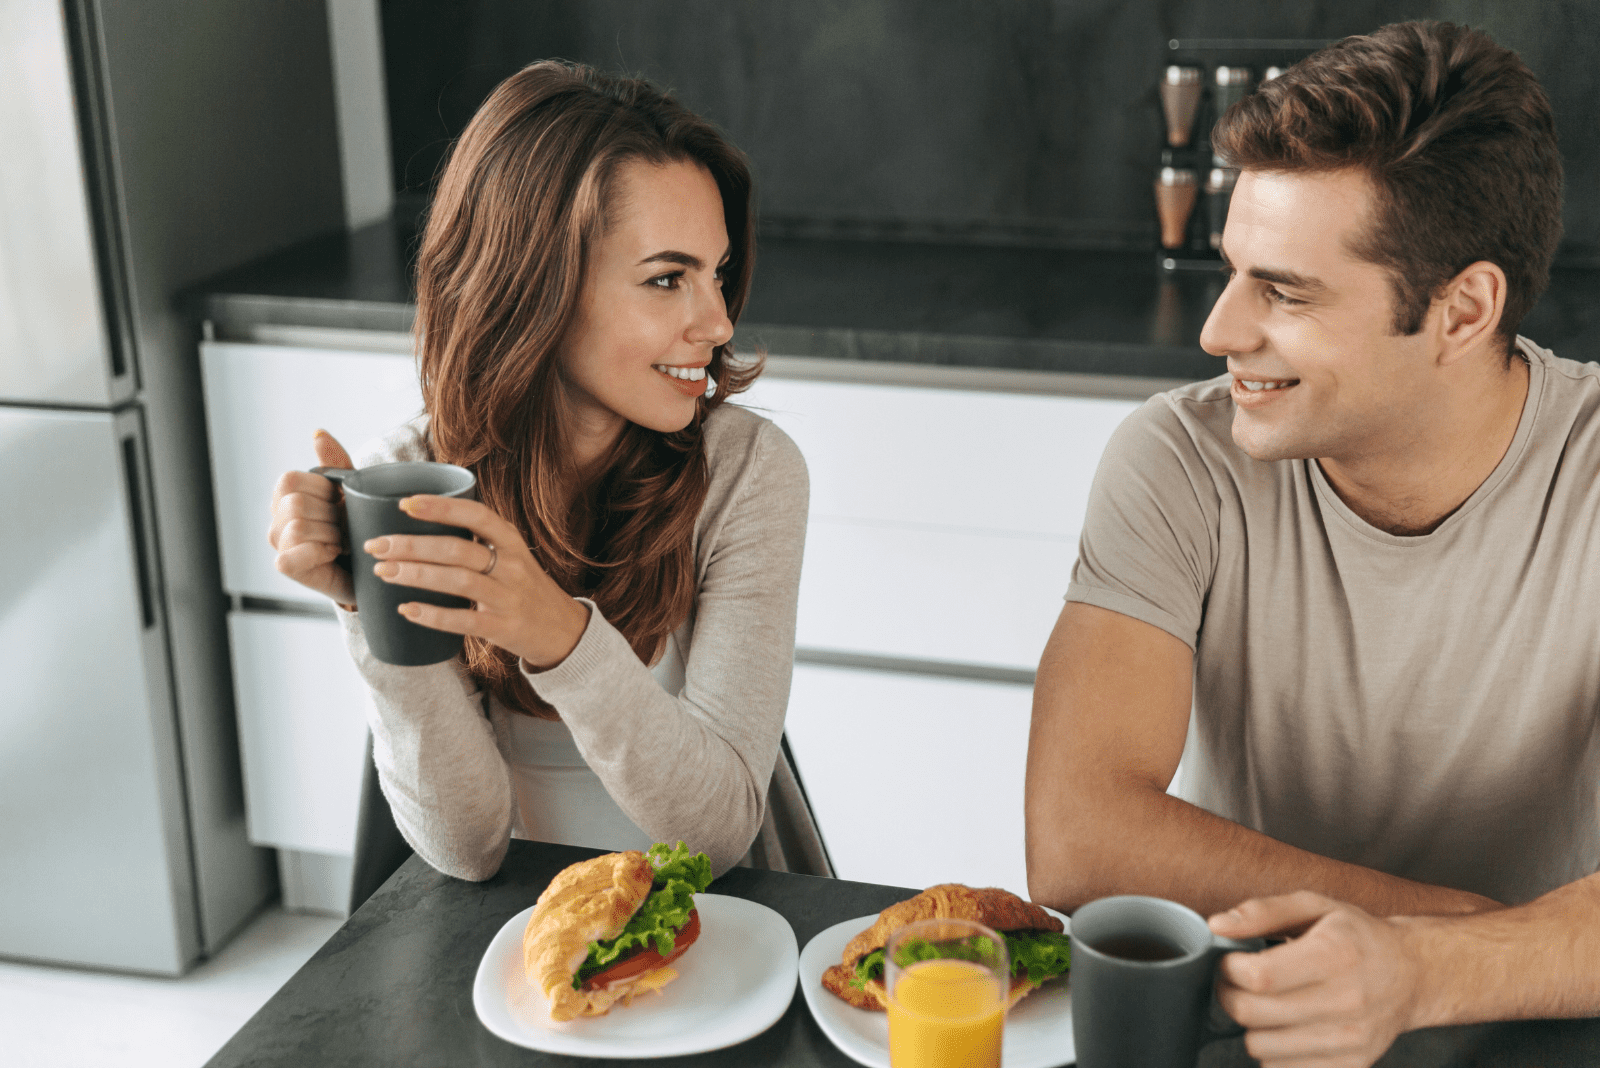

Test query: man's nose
[1199,276,1264,359]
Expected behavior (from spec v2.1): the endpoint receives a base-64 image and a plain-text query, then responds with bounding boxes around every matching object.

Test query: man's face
[1199,169,1435,464]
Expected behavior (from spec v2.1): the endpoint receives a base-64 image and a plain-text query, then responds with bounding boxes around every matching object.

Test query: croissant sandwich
[523,841,713,1022]
[821,883,1072,1011]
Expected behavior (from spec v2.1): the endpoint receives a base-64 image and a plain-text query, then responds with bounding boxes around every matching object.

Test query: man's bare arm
[1024,601,1500,917]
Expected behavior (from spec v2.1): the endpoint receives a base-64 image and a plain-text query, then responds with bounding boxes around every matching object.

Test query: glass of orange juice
[885,917,1009,1068]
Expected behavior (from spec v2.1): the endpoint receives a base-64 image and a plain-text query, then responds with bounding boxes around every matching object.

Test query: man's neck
[1318,354,1530,537]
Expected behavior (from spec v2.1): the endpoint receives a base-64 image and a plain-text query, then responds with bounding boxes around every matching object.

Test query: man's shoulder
[1108,371,1254,474]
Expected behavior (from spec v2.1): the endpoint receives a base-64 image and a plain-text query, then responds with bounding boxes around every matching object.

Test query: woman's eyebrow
[636,247,733,269]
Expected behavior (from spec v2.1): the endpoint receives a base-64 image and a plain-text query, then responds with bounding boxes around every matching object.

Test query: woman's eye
[647,272,683,290]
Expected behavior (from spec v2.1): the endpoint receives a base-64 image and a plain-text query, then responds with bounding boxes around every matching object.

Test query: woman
[267,61,821,880]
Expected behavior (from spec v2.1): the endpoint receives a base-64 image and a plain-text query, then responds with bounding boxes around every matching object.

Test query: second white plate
[474,893,798,1058]
[798,911,1075,1068]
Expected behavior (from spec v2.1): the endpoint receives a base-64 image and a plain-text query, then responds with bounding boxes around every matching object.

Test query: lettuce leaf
[571,843,714,989]
[849,930,1072,989]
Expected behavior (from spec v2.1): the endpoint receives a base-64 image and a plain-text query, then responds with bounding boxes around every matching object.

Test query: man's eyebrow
[635,247,733,270]
[1248,266,1327,292]
[1217,246,1327,293]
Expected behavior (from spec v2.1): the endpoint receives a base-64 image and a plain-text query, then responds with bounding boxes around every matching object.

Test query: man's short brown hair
[1213,21,1562,349]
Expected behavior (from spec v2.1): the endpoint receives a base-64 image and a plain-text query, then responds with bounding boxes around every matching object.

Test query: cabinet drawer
[738,378,1138,536]
[784,663,1033,894]
[797,520,1073,670]
[229,611,368,855]
[201,341,423,601]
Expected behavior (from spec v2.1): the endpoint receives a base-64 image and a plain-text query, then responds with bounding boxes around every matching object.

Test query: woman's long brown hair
[414,61,761,718]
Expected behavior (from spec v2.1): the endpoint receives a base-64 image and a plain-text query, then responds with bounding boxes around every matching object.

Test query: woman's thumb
[312,429,354,470]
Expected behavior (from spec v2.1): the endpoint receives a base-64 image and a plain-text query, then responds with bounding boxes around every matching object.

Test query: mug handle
[310,466,356,575]
[1204,935,1268,1038]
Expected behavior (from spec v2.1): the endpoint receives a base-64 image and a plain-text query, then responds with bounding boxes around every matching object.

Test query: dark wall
[381,0,1600,260]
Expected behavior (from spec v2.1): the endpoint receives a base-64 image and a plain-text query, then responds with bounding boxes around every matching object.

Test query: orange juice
[887,958,1004,1068]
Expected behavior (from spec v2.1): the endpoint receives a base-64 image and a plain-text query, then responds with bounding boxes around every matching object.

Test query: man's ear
[1434,260,1507,366]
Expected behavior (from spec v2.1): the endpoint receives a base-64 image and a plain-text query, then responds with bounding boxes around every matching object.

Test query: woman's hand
[365,493,591,671]
[268,430,356,606]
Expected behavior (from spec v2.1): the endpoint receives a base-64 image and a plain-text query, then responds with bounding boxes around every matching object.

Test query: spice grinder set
[1154,62,1283,268]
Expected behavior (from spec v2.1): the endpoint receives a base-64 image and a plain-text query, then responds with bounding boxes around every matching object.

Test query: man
[1026,21,1600,1067]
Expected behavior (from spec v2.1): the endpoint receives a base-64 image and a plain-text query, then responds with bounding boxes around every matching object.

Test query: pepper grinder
[1156,164,1199,249]
[1160,65,1203,147]
[1213,66,1253,120]
[1205,158,1239,249]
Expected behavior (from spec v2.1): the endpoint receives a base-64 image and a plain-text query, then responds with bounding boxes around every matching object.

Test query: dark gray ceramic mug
[313,461,476,666]
[1070,895,1266,1068]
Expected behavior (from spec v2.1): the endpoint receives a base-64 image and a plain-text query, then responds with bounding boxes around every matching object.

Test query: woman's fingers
[397,494,526,551]
[364,532,492,571]
[269,482,340,547]
[311,429,353,470]
[371,558,493,601]
[393,600,486,636]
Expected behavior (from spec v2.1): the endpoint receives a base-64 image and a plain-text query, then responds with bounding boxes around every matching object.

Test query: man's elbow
[1026,829,1114,914]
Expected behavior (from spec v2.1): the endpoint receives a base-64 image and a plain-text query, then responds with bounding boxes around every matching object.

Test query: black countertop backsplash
[194,213,1600,383]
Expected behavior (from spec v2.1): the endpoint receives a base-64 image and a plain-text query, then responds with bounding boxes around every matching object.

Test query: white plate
[474,893,799,1058]
[798,910,1074,1068]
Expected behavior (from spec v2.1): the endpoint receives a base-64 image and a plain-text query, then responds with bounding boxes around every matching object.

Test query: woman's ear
[1434,260,1507,366]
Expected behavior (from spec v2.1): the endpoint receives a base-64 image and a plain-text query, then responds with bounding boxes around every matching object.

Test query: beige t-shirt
[1066,339,1600,905]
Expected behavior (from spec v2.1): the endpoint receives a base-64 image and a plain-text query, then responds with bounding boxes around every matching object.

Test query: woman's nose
[1199,276,1263,359]
[689,285,734,348]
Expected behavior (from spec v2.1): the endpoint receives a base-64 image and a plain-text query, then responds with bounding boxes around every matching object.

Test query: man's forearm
[1402,871,1600,1027]
[1027,780,1499,919]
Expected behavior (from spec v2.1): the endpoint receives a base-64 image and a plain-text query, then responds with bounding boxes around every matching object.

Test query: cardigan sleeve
[521,416,809,876]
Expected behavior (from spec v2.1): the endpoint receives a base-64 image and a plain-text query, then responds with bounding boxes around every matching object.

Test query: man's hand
[1209,891,1427,1068]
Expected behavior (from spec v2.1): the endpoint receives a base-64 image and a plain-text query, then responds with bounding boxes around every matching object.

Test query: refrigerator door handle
[121,433,157,629]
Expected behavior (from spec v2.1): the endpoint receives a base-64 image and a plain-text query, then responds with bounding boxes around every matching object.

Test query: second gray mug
[1070,894,1265,1068]
[314,460,477,666]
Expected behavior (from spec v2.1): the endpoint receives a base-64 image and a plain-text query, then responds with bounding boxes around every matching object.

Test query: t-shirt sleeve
[1065,394,1221,650]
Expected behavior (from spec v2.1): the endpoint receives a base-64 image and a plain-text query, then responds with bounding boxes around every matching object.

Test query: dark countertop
[205,840,1600,1068]
[192,213,1600,383]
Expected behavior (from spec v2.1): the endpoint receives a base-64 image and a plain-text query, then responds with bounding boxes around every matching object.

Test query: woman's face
[558,158,734,448]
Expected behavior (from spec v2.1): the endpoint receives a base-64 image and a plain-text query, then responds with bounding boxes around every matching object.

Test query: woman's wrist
[520,598,591,673]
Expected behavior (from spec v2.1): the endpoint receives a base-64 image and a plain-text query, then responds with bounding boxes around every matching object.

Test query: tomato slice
[582,908,701,990]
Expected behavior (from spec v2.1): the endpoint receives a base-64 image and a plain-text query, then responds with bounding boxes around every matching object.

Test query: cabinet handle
[121,435,156,629]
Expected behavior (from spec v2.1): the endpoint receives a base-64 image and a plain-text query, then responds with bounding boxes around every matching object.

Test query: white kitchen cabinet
[200,340,423,602]
[785,662,1035,894]
[736,377,1140,670]
[228,610,369,854]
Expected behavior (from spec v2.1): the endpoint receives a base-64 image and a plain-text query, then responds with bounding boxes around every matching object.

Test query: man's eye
[1266,287,1303,307]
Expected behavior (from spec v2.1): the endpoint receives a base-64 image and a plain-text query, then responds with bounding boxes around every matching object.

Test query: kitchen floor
[1,906,341,1068]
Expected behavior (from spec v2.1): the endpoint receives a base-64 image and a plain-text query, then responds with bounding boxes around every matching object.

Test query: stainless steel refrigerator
[0,0,347,974]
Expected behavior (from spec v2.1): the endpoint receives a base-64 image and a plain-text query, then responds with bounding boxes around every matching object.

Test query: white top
[338,403,812,878]
[1068,339,1600,904]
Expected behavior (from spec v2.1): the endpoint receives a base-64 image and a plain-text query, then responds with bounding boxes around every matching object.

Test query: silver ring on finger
[479,542,498,576]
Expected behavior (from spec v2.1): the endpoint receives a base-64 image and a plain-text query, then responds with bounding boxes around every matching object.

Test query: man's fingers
[1211,890,1339,941]
[1219,928,1349,996]
[1243,1018,1378,1064]
[312,428,354,470]
[1219,957,1362,1026]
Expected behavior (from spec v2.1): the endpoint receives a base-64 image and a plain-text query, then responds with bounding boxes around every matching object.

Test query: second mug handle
[1205,934,1268,1037]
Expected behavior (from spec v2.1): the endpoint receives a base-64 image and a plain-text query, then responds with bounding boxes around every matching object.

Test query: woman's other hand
[268,430,356,606]
[364,494,590,670]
